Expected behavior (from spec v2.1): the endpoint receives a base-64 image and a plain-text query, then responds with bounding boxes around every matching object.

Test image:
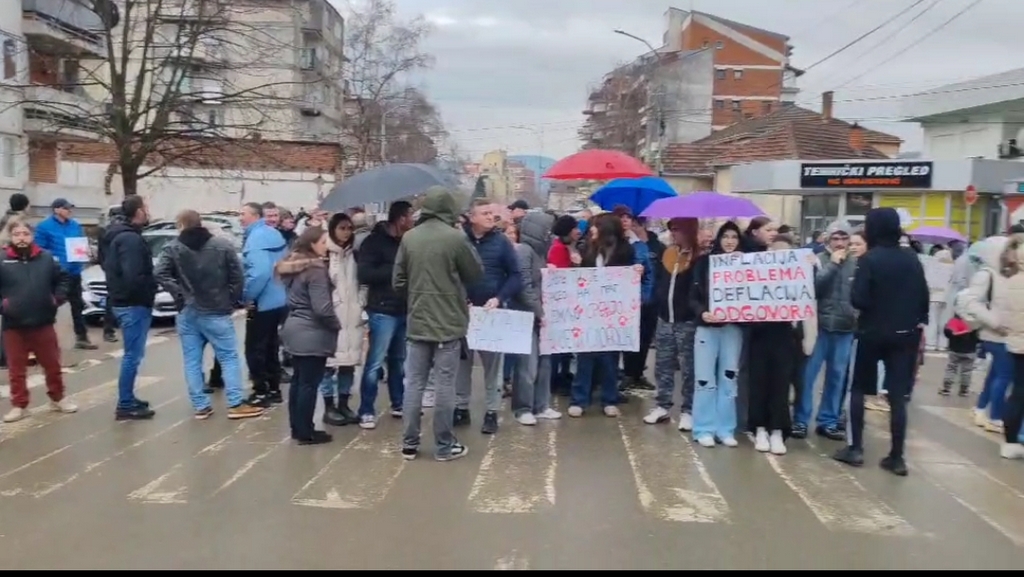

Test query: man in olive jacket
[393,186,483,462]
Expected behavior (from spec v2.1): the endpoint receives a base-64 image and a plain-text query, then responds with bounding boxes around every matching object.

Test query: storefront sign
[800,161,933,189]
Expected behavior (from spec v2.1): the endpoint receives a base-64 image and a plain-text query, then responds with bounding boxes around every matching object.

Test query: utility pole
[613,29,664,175]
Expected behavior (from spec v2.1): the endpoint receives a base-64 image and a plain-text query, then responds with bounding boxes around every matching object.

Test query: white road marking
[0,376,163,442]
[212,435,290,496]
[468,425,557,514]
[918,405,1002,443]
[292,434,406,510]
[494,550,530,570]
[617,418,728,523]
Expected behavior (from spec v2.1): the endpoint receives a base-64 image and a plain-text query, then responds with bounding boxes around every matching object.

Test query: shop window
[801,194,841,239]
[845,192,873,217]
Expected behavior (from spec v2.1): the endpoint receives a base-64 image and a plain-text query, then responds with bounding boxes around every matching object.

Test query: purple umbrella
[907,226,966,244]
[640,191,764,219]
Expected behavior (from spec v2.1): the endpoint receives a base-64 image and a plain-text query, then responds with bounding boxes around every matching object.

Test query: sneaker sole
[402,451,418,461]
[227,411,264,420]
[436,448,468,462]
[194,411,214,420]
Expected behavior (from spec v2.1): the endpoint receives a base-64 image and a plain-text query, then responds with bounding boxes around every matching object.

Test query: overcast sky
[331,0,1023,161]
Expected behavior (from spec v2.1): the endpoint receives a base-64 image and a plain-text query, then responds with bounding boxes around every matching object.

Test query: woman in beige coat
[319,213,365,427]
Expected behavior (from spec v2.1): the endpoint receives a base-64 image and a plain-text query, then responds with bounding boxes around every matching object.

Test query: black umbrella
[320,163,457,211]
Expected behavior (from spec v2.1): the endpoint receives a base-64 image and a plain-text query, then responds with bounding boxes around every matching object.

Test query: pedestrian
[278,227,339,445]
[319,212,362,428]
[395,186,483,461]
[688,221,745,448]
[239,202,288,407]
[95,207,122,343]
[546,214,579,395]
[613,206,659,392]
[645,217,699,431]
[941,313,979,397]
[0,192,31,369]
[456,199,522,435]
[103,195,158,420]
[356,201,414,419]
[34,198,97,350]
[0,220,77,423]
[510,211,562,425]
[154,209,263,421]
[994,234,1024,459]
[835,208,929,476]
[500,221,520,398]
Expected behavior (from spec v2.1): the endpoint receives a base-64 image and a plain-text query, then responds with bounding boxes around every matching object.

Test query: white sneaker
[1000,443,1024,460]
[719,435,739,448]
[643,406,669,424]
[516,412,537,426]
[754,427,770,452]
[973,407,987,427]
[769,430,787,455]
[2,406,28,423]
[677,412,693,432]
[50,399,78,414]
[603,405,620,418]
[567,405,583,418]
[696,434,716,448]
[422,389,435,409]
[984,419,1004,434]
[359,414,377,429]
[536,408,562,420]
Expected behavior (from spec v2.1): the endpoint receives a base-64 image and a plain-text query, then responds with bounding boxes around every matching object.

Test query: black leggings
[849,334,917,458]
[1004,354,1024,443]
[747,325,795,434]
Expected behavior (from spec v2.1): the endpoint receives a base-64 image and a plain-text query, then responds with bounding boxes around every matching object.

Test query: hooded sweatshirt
[512,211,553,320]
[956,235,1010,344]
[154,226,244,316]
[851,207,929,339]
[393,186,484,343]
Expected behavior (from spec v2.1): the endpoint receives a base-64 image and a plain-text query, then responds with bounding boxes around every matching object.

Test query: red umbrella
[543,149,655,180]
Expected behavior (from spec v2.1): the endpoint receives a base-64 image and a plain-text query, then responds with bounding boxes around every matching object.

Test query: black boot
[322,396,349,426]
[336,394,358,425]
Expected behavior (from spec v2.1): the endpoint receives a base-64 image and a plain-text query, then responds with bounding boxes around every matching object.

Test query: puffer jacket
[277,254,340,358]
[511,211,552,320]
[325,234,364,367]
[995,235,1024,354]
[957,235,1011,344]
[814,249,858,333]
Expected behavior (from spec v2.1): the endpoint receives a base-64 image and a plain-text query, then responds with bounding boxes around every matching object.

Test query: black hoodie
[689,221,743,327]
[356,221,406,316]
[102,221,158,308]
[851,207,929,339]
[154,226,244,315]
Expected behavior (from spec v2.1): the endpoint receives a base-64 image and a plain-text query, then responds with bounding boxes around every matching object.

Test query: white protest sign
[539,266,641,354]
[466,307,534,355]
[65,237,91,263]
[708,249,816,322]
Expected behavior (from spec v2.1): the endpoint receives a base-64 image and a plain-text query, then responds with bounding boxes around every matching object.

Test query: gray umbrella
[320,163,457,211]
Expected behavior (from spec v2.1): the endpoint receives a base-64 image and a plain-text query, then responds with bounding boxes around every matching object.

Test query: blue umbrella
[589,176,678,214]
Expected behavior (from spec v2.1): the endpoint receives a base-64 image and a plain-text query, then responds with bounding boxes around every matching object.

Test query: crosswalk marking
[919,405,1002,443]
[468,424,557,514]
[617,417,728,523]
[292,432,407,510]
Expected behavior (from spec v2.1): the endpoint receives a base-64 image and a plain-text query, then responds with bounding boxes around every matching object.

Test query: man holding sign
[34,198,96,351]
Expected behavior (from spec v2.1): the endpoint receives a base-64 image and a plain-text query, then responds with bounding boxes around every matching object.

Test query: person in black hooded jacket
[833,207,928,477]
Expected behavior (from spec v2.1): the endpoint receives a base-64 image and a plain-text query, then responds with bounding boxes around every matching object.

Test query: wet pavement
[1,328,1022,570]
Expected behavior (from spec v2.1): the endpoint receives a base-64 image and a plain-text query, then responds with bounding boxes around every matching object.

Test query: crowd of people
[1,188,1023,472]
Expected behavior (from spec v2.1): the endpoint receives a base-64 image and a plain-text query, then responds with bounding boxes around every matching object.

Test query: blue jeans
[570,352,618,408]
[176,307,245,410]
[112,305,152,410]
[977,341,1013,421]
[359,312,407,416]
[692,324,743,439]
[318,366,355,398]
[796,330,854,429]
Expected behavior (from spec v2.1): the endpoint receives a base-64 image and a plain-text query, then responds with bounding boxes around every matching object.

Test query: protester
[350,209,372,251]
[456,199,522,435]
[645,217,698,431]
[688,221,744,448]
[511,211,561,425]
[34,198,96,350]
[996,234,1024,459]
[0,192,31,368]
[154,210,262,421]
[320,213,363,428]
[278,209,298,247]
[508,200,529,223]
[546,214,580,395]
[500,221,520,396]
[613,206,659,392]
[395,187,482,461]
[103,195,158,420]
[276,227,339,445]
[239,202,288,407]
[356,201,414,420]
[835,207,929,476]
[0,220,77,423]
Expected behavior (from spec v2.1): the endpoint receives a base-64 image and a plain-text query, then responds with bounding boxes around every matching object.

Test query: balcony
[156,0,224,22]
[302,0,326,35]
[164,38,225,67]
[22,0,105,58]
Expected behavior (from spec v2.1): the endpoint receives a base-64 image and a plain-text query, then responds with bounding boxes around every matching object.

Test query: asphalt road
[0,322,1022,570]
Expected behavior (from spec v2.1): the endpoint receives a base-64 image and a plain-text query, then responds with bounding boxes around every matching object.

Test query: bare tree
[343,0,434,170]
[16,0,320,195]
[579,60,648,155]
[379,86,446,164]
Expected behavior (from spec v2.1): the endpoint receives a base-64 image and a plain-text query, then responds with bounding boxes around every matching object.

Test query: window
[731,100,741,110]
[733,69,743,80]
[715,69,726,80]
[715,40,723,49]
[702,40,709,49]
[207,109,219,127]
[0,136,16,178]
[300,47,318,70]
[3,39,16,80]
[762,101,772,114]
[714,99,724,109]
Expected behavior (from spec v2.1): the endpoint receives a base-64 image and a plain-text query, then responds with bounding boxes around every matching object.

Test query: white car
[82,228,243,324]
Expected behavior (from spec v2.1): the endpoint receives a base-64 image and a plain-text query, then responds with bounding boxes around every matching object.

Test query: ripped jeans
[692,324,743,440]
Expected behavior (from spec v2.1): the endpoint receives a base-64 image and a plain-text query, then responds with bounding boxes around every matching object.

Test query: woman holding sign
[688,222,745,448]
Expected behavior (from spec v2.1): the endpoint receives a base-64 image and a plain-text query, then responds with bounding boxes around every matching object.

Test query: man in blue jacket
[34,198,97,350]
[239,202,288,407]
[455,199,523,435]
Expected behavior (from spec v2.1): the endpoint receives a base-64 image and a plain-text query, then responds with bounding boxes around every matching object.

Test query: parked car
[81,228,242,325]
